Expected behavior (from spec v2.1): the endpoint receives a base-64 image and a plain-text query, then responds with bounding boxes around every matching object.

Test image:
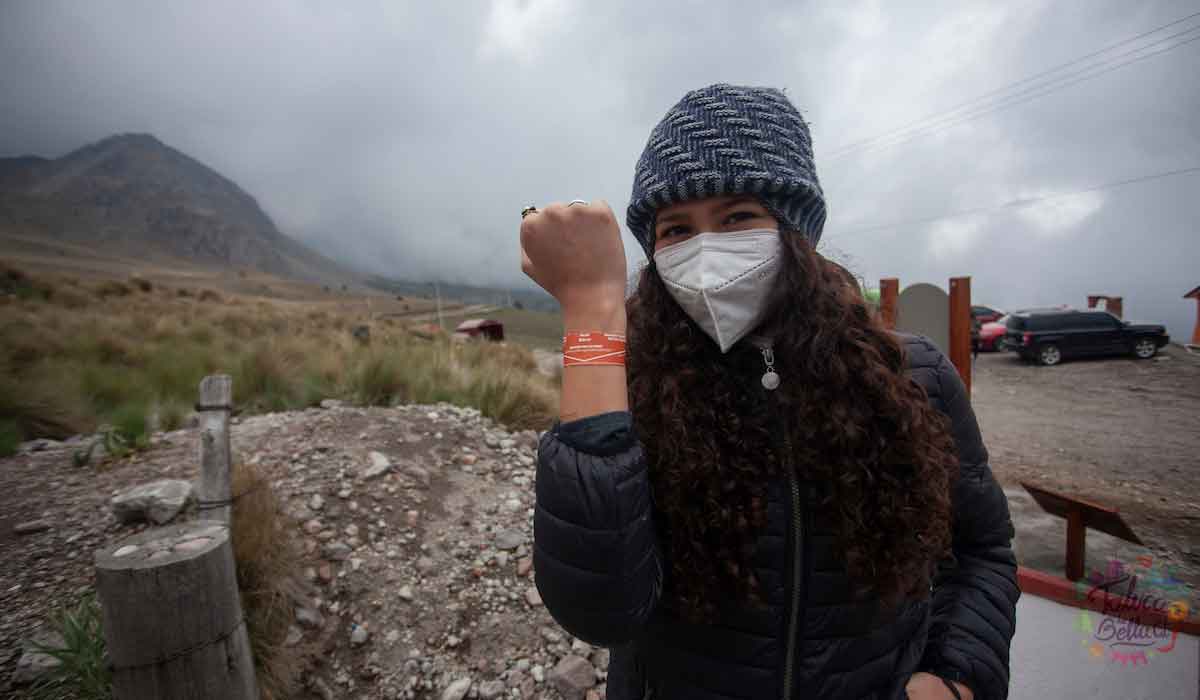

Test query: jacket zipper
[760,361,803,700]
[781,436,803,700]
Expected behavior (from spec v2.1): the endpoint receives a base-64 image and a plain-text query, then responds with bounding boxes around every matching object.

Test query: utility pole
[434,281,444,331]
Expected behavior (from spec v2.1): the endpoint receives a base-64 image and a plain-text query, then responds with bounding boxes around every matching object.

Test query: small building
[1186,285,1200,346]
[1086,295,1123,319]
[454,319,505,342]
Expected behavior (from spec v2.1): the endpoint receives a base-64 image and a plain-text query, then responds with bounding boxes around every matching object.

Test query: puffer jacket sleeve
[914,342,1020,700]
[533,411,664,646]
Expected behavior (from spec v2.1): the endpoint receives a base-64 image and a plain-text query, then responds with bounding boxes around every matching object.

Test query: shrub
[197,289,222,303]
[0,419,21,457]
[128,276,152,293]
[28,594,111,700]
[0,373,90,440]
[94,280,131,298]
[231,462,307,700]
[105,403,150,457]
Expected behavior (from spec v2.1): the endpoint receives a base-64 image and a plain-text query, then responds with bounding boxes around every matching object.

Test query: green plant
[101,403,150,458]
[29,594,111,700]
[0,419,21,457]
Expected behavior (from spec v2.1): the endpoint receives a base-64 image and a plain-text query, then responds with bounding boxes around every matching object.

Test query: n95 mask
[653,228,782,353]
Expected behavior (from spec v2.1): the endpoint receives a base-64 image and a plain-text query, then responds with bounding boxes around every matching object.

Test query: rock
[284,625,303,647]
[494,530,525,551]
[478,679,505,699]
[406,510,420,528]
[350,623,370,646]
[310,494,325,511]
[500,439,516,450]
[11,631,64,686]
[320,399,344,409]
[364,452,391,479]
[517,557,533,577]
[324,541,352,561]
[548,655,596,699]
[405,465,432,488]
[531,664,545,683]
[586,690,602,700]
[441,677,472,700]
[296,606,325,629]
[590,648,610,670]
[318,563,334,583]
[398,585,414,601]
[110,479,194,525]
[416,556,436,573]
[303,518,323,535]
[525,587,542,607]
[460,453,479,466]
[13,520,51,535]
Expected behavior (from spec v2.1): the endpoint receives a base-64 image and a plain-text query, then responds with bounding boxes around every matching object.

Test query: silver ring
[567,199,589,207]
[521,205,538,219]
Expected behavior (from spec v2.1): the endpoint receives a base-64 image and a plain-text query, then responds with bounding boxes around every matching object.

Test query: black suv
[1005,309,1169,366]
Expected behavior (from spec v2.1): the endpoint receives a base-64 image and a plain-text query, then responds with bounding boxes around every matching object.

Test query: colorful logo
[1073,555,1194,667]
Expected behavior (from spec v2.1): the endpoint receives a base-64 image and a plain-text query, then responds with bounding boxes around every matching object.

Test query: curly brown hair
[626,231,958,621]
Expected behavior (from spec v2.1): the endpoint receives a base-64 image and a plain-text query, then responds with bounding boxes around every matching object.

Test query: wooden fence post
[95,521,257,699]
[197,375,233,523]
[948,276,972,397]
[879,278,899,330]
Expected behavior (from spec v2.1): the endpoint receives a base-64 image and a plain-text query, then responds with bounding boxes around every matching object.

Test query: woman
[519,84,1018,700]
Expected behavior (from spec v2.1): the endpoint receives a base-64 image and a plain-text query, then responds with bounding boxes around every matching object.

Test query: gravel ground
[972,344,1200,594]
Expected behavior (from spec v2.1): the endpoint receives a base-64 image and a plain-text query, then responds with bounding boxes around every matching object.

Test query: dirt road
[972,344,1200,591]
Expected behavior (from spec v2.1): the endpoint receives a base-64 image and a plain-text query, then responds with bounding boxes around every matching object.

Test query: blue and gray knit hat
[626,83,826,258]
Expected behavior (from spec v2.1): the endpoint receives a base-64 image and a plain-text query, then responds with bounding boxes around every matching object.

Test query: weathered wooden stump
[95,520,257,700]
[197,375,234,523]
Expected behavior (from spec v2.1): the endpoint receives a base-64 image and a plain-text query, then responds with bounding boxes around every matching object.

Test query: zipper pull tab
[761,347,781,391]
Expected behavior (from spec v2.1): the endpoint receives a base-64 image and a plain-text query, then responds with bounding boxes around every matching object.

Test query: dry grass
[230,462,309,700]
[0,264,559,445]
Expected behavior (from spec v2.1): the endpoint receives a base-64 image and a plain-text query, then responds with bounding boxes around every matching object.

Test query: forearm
[560,302,629,422]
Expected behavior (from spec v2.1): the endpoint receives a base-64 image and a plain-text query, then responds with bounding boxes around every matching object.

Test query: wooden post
[948,277,972,397]
[1065,508,1086,582]
[879,278,899,330]
[197,375,233,523]
[95,521,257,700]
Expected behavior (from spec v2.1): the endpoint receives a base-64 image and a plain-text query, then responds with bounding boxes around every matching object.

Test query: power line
[828,32,1200,160]
[826,12,1200,160]
[831,165,1200,238]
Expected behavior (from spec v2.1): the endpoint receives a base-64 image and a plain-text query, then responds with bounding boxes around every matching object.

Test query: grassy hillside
[0,264,559,456]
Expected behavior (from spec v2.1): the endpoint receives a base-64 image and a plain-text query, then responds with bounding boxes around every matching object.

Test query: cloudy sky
[2,0,1198,340]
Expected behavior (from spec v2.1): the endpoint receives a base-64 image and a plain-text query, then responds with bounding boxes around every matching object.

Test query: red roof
[1185,286,1200,299]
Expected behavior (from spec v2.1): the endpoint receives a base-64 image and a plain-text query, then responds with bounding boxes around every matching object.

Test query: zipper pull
[761,347,781,391]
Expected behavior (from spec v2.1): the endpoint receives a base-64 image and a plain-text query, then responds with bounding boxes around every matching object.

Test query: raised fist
[519,200,628,324]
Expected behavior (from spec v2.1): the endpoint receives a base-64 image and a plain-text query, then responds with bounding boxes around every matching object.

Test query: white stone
[441,677,472,700]
[110,479,194,525]
[364,451,391,479]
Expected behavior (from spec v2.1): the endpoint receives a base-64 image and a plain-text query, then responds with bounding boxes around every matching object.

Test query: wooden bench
[1021,482,1143,581]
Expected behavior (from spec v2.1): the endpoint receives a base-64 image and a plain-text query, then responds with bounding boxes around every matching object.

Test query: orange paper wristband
[563,331,627,367]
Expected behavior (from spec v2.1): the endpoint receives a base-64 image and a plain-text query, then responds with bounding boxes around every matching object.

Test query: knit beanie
[626,83,826,259]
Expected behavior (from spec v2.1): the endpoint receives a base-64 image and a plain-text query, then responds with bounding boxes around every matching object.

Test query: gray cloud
[1,0,1198,339]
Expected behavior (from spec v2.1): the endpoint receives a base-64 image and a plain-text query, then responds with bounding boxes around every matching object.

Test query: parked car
[1004,309,1170,366]
[978,317,1010,351]
[971,305,1004,325]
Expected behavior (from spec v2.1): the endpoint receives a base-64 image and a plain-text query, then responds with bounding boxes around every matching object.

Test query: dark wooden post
[197,375,233,523]
[1066,508,1086,581]
[879,278,899,330]
[95,521,257,699]
[948,277,971,397]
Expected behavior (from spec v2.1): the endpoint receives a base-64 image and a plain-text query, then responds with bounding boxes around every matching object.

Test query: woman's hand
[520,200,628,332]
[905,672,973,700]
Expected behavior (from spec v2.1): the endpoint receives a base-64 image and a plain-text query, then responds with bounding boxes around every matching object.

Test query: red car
[978,318,1010,351]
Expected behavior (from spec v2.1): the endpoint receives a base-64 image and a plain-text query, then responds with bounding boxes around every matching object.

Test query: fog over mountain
[1,1,1197,339]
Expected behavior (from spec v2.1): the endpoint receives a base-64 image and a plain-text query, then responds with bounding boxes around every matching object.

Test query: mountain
[0,133,358,284]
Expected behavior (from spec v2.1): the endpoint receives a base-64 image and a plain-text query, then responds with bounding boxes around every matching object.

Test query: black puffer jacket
[534,334,1019,700]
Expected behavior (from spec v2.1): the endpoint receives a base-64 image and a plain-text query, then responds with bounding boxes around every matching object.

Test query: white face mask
[652,228,782,353]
